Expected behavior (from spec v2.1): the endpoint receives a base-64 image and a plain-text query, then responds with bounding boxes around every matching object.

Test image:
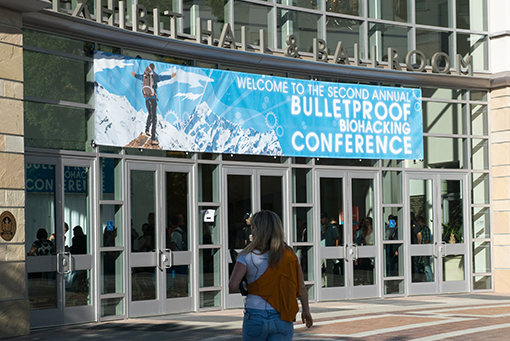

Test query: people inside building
[103,226,116,248]
[354,218,365,245]
[229,210,313,340]
[410,212,420,244]
[130,220,156,299]
[28,228,56,256]
[168,213,188,297]
[102,226,118,293]
[243,212,252,246]
[136,213,155,252]
[296,218,306,243]
[410,212,423,281]
[70,225,87,255]
[170,213,187,251]
[320,212,340,287]
[417,216,433,282]
[386,215,399,277]
[49,222,70,251]
[131,219,139,251]
[321,212,340,247]
[67,226,88,294]
[134,223,149,252]
[354,217,375,285]
[362,217,374,246]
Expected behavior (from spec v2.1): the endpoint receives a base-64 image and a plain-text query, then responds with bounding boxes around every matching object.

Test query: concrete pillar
[0,6,29,338]
[491,87,510,293]
[489,0,510,293]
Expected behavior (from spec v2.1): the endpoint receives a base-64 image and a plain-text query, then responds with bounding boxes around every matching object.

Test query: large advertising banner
[94,51,423,160]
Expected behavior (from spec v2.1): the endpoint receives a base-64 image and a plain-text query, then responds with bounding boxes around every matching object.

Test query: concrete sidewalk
[8,293,510,340]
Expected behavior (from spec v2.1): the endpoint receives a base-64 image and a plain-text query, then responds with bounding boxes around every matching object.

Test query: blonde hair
[242,210,289,268]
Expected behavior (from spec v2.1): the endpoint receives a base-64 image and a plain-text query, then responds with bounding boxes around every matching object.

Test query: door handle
[441,241,447,257]
[434,242,439,259]
[57,252,72,274]
[166,249,172,268]
[56,253,61,274]
[64,252,72,274]
[350,245,358,261]
[159,249,172,271]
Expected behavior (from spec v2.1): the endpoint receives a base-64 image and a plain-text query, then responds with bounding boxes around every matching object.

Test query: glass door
[225,167,286,308]
[161,164,193,313]
[128,162,193,317]
[407,173,469,295]
[350,173,379,298]
[26,156,95,328]
[316,170,347,300]
[225,168,252,308]
[128,162,158,316]
[62,159,95,324]
[317,170,379,300]
[439,175,469,293]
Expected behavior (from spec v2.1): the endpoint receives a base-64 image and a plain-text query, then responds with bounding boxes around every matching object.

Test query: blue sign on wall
[94,51,423,160]
[106,220,114,231]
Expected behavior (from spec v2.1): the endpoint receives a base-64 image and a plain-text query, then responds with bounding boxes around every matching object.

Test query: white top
[236,250,276,311]
[365,233,374,245]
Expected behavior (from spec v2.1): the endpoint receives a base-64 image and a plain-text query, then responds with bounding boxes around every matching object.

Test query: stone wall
[491,87,510,293]
[0,7,29,338]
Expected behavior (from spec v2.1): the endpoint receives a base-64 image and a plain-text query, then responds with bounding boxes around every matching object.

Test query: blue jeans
[424,264,433,282]
[424,256,433,282]
[243,308,294,341]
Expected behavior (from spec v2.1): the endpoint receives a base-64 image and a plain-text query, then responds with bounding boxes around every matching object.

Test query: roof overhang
[0,0,50,13]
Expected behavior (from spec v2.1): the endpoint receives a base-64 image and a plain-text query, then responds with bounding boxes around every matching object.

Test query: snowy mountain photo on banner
[93,51,283,155]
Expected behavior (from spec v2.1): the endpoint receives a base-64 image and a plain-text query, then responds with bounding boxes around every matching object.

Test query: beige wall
[0,7,29,338]
[491,87,510,293]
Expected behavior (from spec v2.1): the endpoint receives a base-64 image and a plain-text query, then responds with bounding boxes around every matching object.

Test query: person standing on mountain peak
[131,63,176,144]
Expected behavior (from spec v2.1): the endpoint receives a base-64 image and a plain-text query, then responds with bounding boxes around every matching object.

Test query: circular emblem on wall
[0,211,16,241]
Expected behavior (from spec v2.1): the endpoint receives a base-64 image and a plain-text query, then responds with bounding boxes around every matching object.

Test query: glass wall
[23,2,492,317]
[49,0,489,71]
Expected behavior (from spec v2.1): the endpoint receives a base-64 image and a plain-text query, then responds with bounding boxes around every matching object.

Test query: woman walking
[229,210,313,340]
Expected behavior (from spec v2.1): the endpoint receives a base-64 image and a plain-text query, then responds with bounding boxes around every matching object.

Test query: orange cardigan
[247,248,301,322]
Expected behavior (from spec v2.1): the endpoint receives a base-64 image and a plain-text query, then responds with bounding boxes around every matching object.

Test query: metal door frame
[127,161,194,317]
[406,172,470,295]
[161,163,194,314]
[316,169,380,301]
[349,171,380,299]
[223,166,288,309]
[26,154,96,328]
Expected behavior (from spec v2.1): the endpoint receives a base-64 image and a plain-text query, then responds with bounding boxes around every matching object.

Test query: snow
[94,83,283,155]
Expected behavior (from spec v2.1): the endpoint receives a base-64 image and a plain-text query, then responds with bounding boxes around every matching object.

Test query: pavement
[8,293,510,340]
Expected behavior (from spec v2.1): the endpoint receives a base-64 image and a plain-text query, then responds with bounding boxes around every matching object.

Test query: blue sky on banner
[94,51,423,159]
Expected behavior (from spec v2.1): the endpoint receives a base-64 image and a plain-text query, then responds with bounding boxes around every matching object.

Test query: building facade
[1,0,509,337]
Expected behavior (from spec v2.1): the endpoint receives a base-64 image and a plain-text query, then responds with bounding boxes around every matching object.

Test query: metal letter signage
[94,51,423,160]
[56,1,474,76]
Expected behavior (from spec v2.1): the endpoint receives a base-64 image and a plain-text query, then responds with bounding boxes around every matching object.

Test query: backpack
[142,66,155,98]
[173,227,187,251]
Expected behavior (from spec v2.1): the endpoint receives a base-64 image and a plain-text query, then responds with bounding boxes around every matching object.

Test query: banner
[94,51,423,160]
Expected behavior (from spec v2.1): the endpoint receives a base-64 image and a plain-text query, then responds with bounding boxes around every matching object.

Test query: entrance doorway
[26,155,95,328]
[127,162,193,317]
[407,173,469,295]
[224,167,287,308]
[317,170,379,300]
